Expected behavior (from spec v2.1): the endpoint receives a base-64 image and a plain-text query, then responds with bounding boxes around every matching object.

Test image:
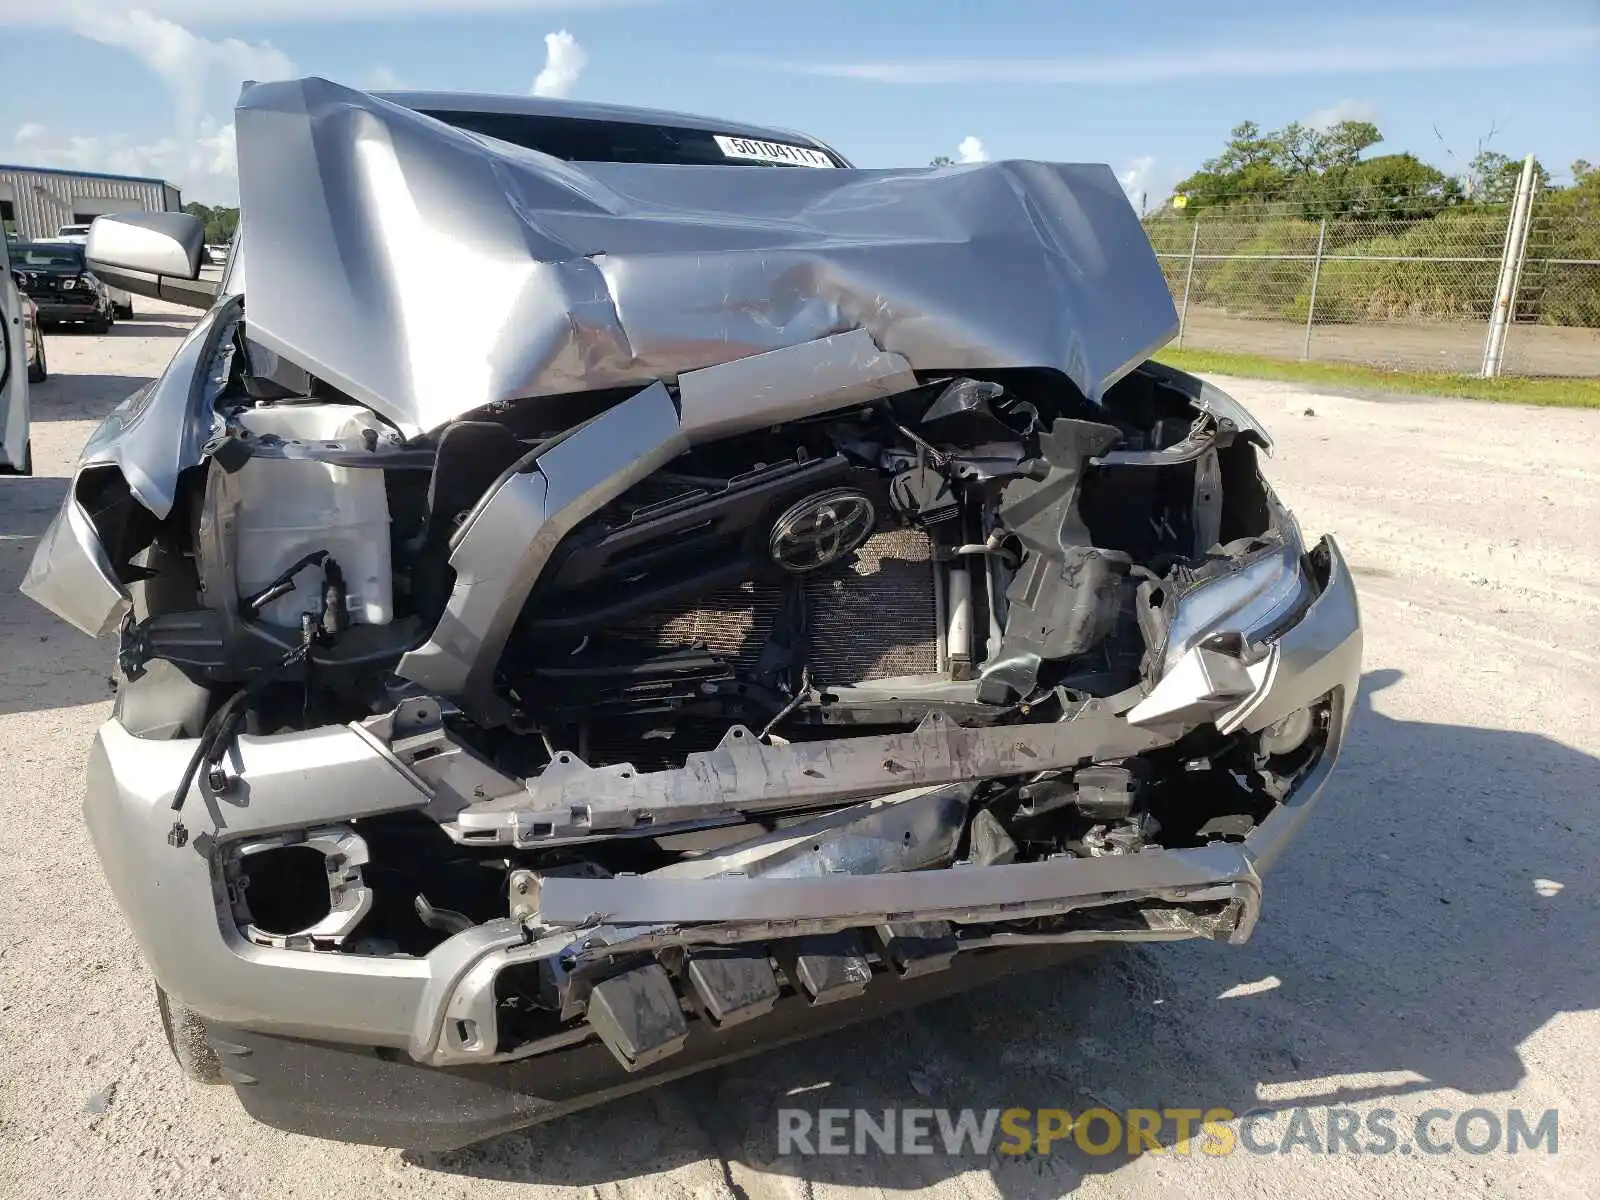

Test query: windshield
[421,110,841,168]
[14,244,85,270]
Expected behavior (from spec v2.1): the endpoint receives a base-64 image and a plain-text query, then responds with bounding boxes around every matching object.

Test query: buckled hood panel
[235,78,1177,436]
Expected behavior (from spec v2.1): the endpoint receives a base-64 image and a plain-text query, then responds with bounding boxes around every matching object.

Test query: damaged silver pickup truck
[22,80,1360,1149]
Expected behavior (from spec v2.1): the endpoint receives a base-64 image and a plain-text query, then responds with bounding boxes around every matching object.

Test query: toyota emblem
[768,489,877,573]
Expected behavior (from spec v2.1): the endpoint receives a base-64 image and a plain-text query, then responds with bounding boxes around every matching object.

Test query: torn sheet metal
[648,784,973,880]
[449,707,1174,846]
[78,300,238,519]
[19,490,130,638]
[676,330,918,443]
[396,380,687,710]
[234,78,1177,437]
[1125,645,1255,727]
[535,841,1262,930]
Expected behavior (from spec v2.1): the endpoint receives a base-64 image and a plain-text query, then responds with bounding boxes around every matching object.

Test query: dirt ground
[1177,305,1600,376]
[2,301,1597,1199]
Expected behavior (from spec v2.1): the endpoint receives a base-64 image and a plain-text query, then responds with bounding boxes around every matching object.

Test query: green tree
[1170,120,1288,213]
[929,155,953,166]
[1170,118,1382,216]
[183,201,239,244]
[1340,153,1462,220]
[1209,120,1277,175]
[1276,119,1383,175]
[1467,151,1549,202]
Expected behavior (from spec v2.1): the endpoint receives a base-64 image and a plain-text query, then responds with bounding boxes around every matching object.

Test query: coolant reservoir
[232,404,394,627]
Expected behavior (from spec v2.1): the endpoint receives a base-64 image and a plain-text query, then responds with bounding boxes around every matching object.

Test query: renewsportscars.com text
[777,1106,1559,1158]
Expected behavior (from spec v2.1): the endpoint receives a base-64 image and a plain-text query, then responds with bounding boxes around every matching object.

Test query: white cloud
[66,9,294,130]
[956,135,987,164]
[1118,155,1156,208]
[361,65,406,91]
[738,20,1598,85]
[2,0,650,24]
[9,10,294,205]
[15,119,241,204]
[1305,98,1379,131]
[531,29,587,98]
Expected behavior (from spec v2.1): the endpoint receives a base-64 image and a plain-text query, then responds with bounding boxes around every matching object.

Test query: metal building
[0,164,182,241]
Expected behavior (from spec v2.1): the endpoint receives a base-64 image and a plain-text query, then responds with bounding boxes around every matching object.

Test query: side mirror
[86,212,219,310]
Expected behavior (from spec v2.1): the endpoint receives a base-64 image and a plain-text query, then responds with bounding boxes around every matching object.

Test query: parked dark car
[10,242,116,332]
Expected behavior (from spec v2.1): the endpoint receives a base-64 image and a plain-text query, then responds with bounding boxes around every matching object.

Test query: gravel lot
[2,301,1597,1199]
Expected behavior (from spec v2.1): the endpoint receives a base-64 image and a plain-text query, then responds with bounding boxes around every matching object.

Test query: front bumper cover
[85,718,1272,1052]
[205,941,1100,1150]
[84,537,1358,1137]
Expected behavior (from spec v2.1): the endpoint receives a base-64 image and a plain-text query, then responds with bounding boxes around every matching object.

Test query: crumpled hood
[235,78,1177,436]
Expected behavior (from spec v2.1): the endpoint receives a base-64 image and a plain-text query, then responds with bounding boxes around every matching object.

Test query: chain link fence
[1144,184,1600,377]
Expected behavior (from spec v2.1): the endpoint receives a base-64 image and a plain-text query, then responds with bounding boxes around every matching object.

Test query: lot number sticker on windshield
[713,135,835,168]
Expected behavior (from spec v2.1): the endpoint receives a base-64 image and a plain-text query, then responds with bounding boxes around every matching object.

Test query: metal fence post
[1302,217,1327,361]
[1482,154,1537,377]
[1503,184,1538,365]
[1176,220,1199,348]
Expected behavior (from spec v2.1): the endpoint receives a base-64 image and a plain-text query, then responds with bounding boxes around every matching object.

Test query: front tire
[155,985,224,1084]
[1,440,33,477]
[88,314,111,335]
[27,332,46,383]
[115,301,134,319]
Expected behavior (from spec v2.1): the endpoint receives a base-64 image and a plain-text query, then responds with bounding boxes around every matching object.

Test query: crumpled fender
[19,299,239,637]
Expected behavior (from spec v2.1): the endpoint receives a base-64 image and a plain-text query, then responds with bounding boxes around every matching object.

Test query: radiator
[625,527,940,684]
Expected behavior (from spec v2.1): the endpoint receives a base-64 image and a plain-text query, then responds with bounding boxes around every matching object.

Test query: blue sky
[1,0,1595,205]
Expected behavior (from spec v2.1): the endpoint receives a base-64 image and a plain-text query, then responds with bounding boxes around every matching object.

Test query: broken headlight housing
[1161,523,1312,674]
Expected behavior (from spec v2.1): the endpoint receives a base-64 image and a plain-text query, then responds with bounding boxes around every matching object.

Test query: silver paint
[83,720,433,1045]
[234,77,1176,437]
[39,79,1367,1072]
[675,329,917,443]
[395,380,688,713]
[84,211,206,280]
[76,300,235,518]
[19,485,130,638]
